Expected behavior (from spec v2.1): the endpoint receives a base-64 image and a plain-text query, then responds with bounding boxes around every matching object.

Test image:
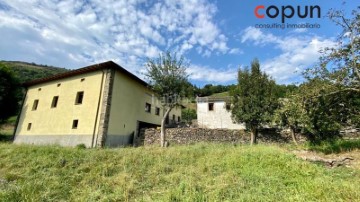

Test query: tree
[274,94,307,145]
[301,7,360,141]
[273,84,298,98]
[300,79,359,141]
[145,52,189,147]
[231,59,278,145]
[0,63,21,123]
[181,108,197,125]
[307,6,359,93]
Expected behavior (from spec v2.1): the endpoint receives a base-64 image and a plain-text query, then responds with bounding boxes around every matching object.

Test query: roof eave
[23,61,149,88]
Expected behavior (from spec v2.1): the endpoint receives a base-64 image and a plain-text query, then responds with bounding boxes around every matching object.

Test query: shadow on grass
[0,123,15,142]
[0,133,13,142]
[309,139,360,154]
[258,128,290,143]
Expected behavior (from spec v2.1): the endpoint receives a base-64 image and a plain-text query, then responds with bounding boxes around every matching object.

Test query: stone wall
[142,128,307,146]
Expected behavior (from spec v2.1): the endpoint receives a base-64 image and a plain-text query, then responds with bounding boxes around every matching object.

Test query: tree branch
[312,87,360,99]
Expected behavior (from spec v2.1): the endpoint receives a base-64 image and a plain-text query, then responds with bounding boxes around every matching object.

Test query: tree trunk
[160,107,172,147]
[290,126,298,145]
[250,126,257,145]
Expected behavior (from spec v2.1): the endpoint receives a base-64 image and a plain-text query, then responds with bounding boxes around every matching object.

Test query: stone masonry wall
[142,127,360,146]
[143,128,307,146]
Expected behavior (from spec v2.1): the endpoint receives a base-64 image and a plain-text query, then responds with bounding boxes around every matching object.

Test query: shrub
[75,144,86,149]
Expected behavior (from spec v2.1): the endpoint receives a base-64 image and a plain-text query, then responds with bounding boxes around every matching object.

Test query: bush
[75,144,86,149]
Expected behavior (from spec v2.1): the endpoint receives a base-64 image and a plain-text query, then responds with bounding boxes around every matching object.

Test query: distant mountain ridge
[0,61,69,84]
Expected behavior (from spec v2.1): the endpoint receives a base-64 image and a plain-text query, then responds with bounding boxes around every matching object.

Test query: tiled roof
[24,61,148,87]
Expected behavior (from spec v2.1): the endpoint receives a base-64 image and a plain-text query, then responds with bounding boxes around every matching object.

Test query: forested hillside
[0,61,69,84]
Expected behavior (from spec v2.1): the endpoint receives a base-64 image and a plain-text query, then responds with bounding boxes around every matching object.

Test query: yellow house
[14,61,182,147]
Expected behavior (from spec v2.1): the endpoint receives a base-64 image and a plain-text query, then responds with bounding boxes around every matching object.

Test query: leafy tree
[145,52,189,147]
[307,6,359,94]
[231,59,278,145]
[273,84,298,98]
[0,63,21,123]
[301,7,360,141]
[300,79,360,141]
[181,108,197,125]
[278,78,359,143]
[274,94,307,145]
[182,81,198,102]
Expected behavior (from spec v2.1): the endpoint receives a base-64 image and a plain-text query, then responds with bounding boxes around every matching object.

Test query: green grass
[308,139,360,154]
[0,126,13,142]
[0,143,359,201]
[5,116,17,125]
[209,91,230,97]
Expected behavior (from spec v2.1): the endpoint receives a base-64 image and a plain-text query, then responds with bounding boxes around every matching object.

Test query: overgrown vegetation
[0,132,12,142]
[181,108,197,124]
[0,120,14,142]
[274,7,360,143]
[308,139,360,154]
[0,64,22,123]
[0,143,359,201]
[0,61,68,84]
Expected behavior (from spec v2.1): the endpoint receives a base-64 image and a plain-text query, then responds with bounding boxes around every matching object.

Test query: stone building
[196,96,245,129]
[14,61,181,147]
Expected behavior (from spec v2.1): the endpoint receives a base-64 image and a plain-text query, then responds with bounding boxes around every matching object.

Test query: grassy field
[0,143,359,201]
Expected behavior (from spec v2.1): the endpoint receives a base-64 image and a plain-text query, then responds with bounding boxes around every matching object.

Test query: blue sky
[0,0,356,86]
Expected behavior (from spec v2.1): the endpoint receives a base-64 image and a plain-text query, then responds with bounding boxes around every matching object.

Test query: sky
[0,0,357,86]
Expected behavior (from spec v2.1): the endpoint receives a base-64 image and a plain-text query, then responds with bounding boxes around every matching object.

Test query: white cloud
[241,26,337,84]
[241,27,279,45]
[229,48,243,55]
[187,64,237,83]
[0,0,231,73]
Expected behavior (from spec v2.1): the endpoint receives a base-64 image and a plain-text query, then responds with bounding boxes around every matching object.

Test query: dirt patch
[293,149,360,169]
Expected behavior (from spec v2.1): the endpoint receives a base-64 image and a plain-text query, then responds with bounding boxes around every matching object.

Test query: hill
[209,91,230,98]
[0,61,69,84]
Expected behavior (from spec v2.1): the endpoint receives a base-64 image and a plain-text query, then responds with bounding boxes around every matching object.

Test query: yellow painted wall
[107,71,182,140]
[15,67,182,147]
[15,70,106,137]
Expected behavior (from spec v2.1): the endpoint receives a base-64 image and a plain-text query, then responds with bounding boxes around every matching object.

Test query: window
[51,96,59,108]
[178,116,181,122]
[32,99,39,111]
[72,120,79,129]
[27,123,32,131]
[75,91,84,105]
[155,107,160,115]
[145,103,151,113]
[208,103,214,111]
[172,114,175,121]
